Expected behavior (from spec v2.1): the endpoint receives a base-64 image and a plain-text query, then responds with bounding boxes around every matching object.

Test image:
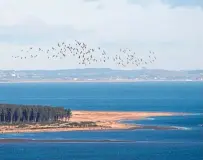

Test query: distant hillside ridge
[0,68,203,81]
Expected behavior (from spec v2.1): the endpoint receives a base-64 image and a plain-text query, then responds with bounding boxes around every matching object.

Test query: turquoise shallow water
[0,82,203,160]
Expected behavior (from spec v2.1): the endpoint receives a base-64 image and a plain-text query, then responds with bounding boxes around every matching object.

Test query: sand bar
[0,111,186,134]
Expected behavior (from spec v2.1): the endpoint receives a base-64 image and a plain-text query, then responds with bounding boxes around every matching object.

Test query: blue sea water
[0,82,203,160]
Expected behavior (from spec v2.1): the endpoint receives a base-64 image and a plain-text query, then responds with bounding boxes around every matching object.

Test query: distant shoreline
[0,111,187,134]
[0,79,202,84]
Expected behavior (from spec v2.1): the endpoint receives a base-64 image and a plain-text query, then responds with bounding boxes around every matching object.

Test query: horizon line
[0,68,203,71]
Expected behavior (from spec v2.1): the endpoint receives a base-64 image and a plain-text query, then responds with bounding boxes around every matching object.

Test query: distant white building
[11,73,16,77]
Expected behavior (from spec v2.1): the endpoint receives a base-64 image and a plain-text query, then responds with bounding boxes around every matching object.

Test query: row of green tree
[0,104,72,124]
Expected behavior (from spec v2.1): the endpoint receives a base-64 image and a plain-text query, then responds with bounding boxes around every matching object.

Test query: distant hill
[0,68,203,82]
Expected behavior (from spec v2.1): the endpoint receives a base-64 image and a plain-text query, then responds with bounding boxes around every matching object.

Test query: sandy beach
[0,111,186,134]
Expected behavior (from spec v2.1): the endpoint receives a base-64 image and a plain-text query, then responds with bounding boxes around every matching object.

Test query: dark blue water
[1,143,202,160]
[0,82,203,160]
[0,82,202,112]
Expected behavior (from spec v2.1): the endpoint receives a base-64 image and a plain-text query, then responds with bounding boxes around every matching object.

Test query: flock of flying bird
[12,40,157,68]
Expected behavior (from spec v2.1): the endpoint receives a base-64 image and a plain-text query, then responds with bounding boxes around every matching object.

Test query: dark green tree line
[0,104,72,124]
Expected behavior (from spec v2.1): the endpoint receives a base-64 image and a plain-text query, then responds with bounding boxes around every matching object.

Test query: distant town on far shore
[0,68,203,82]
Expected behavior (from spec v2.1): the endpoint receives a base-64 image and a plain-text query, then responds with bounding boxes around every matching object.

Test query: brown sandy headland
[0,111,187,134]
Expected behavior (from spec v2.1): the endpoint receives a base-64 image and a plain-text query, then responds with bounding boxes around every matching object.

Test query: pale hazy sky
[0,0,202,70]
